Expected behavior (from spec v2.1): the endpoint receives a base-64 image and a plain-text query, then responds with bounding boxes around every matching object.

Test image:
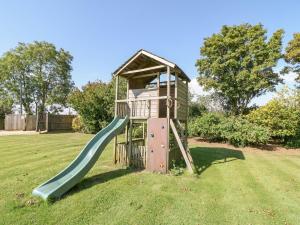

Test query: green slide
[32,116,129,201]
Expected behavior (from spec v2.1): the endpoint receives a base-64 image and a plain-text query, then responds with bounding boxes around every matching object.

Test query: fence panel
[4,114,75,131]
[0,118,4,130]
[48,115,75,131]
[4,114,25,131]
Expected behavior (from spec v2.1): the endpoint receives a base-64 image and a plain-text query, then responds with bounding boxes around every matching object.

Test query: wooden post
[114,75,119,164]
[175,72,178,119]
[185,80,188,150]
[157,73,160,118]
[35,111,39,132]
[126,79,129,116]
[46,112,49,132]
[128,119,133,164]
[142,122,145,141]
[166,66,171,169]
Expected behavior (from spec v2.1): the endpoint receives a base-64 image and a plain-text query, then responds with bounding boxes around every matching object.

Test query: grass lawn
[0,133,299,225]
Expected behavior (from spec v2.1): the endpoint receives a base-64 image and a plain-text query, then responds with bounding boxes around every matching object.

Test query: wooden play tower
[113,49,194,173]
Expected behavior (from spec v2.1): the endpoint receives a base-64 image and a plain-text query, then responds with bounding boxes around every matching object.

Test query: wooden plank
[116,96,167,102]
[170,119,194,173]
[114,75,119,163]
[175,72,178,119]
[121,65,165,75]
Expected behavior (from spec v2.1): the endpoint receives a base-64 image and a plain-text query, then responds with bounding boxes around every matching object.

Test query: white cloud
[281,71,298,86]
[189,78,209,96]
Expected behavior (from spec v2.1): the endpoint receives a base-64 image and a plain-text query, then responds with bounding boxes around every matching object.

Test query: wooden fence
[0,118,5,130]
[4,113,75,131]
[5,114,26,131]
[47,114,75,131]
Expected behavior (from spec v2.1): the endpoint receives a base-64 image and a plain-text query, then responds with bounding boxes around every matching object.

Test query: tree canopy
[0,41,74,115]
[282,33,300,86]
[196,23,284,115]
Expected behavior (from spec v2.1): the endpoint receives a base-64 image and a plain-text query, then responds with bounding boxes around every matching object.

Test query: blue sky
[0,0,299,105]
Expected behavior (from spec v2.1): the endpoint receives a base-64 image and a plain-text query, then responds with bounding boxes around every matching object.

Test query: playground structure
[32,49,193,201]
[113,49,194,173]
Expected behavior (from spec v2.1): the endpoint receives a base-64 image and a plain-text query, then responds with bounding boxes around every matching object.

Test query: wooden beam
[167,66,170,119]
[175,72,178,119]
[114,75,119,164]
[116,96,168,103]
[121,65,165,75]
[166,66,170,170]
[170,119,194,173]
[157,73,160,118]
[141,50,175,68]
[114,75,119,117]
[129,72,159,79]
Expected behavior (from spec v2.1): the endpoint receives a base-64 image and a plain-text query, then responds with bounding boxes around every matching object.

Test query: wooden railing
[116,96,173,119]
[116,139,146,168]
[116,102,129,118]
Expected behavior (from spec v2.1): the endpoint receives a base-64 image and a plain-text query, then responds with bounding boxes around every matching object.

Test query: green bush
[285,138,300,148]
[188,113,224,141]
[218,117,270,147]
[132,124,144,138]
[68,81,115,133]
[247,99,300,142]
[189,113,270,147]
[72,116,85,132]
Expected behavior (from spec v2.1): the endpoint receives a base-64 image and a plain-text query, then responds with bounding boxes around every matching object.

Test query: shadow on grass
[62,168,135,200]
[190,147,245,175]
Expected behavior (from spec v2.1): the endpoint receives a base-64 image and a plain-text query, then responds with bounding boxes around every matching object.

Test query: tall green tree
[282,33,300,86]
[0,43,35,114]
[196,24,284,115]
[0,75,13,119]
[0,41,74,128]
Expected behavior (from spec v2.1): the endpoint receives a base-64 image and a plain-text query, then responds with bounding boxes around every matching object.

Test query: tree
[0,43,35,114]
[196,24,284,115]
[282,33,300,86]
[0,91,13,119]
[68,80,115,133]
[0,80,13,119]
[0,41,74,129]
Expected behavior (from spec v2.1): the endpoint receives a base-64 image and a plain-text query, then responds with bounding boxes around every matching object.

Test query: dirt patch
[0,130,38,136]
[188,137,300,155]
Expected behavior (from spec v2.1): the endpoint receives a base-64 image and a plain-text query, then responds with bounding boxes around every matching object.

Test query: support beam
[170,119,194,173]
[114,75,119,164]
[121,65,165,75]
[128,119,133,161]
[157,73,160,118]
[166,66,171,169]
[175,72,178,119]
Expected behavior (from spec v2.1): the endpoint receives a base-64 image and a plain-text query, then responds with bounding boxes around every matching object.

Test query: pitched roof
[112,49,190,82]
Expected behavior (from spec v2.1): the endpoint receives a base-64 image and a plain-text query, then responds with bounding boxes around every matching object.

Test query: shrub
[72,116,85,132]
[247,99,300,142]
[132,124,144,138]
[218,117,270,147]
[285,137,300,148]
[188,113,224,141]
[189,113,270,147]
[68,81,115,133]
